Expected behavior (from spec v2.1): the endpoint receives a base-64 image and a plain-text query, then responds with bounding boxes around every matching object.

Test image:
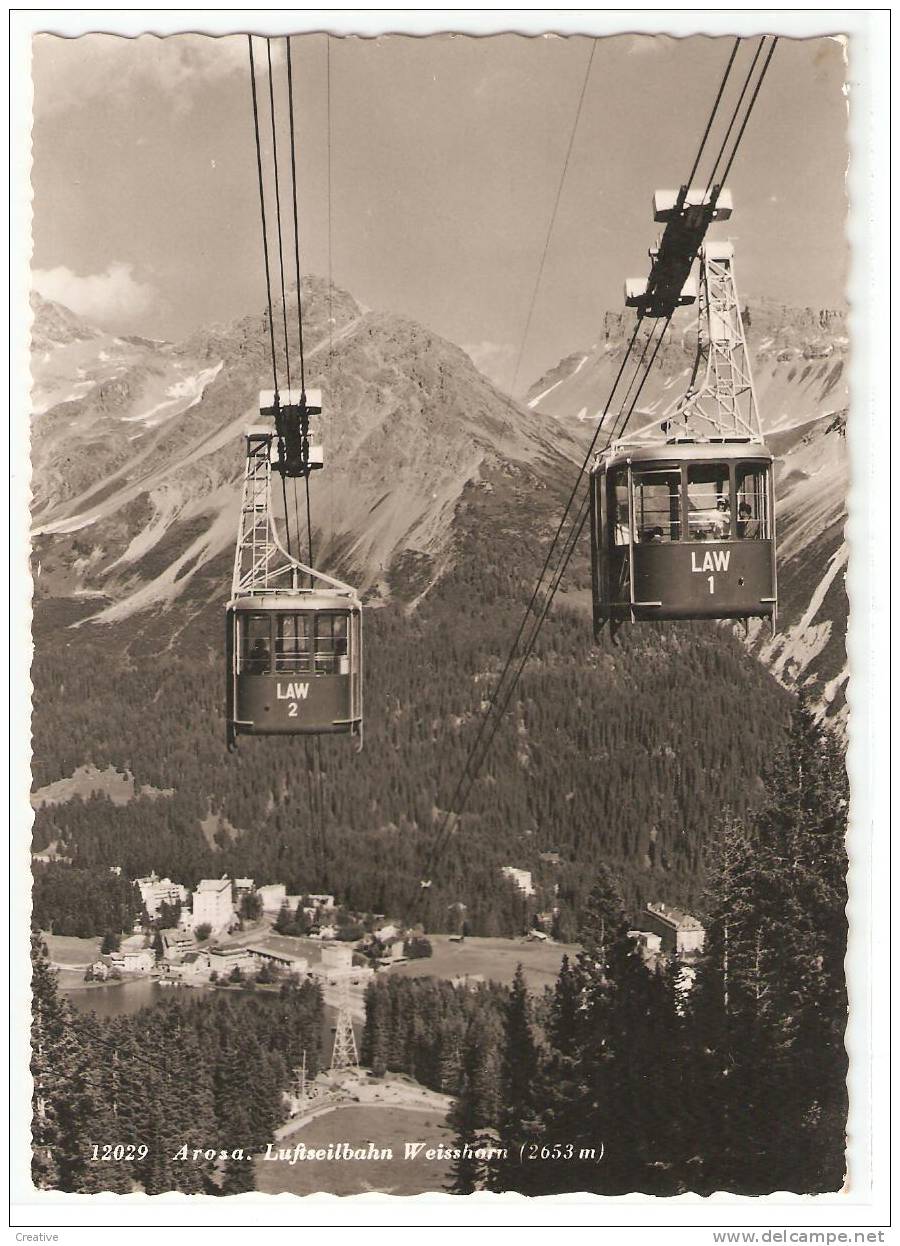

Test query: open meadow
[388,934,579,992]
[44,933,101,966]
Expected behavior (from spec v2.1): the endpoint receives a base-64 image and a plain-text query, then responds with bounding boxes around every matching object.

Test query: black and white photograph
[11,9,889,1232]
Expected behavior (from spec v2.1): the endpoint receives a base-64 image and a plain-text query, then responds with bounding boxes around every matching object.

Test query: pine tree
[30,932,65,1189]
[548,954,579,1057]
[490,966,544,1193]
[697,697,849,1193]
[447,1009,504,1194]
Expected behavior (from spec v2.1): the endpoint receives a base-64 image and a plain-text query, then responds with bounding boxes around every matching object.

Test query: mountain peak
[30,289,103,351]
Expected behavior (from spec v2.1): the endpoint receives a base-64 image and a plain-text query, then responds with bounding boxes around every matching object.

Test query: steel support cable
[419,313,676,892]
[685,37,741,188]
[413,38,772,912]
[423,53,724,887]
[326,34,335,553]
[532,318,660,614]
[717,37,778,187]
[703,36,766,198]
[418,318,669,894]
[539,316,666,598]
[280,472,294,557]
[305,474,314,571]
[248,35,279,396]
[609,313,675,445]
[508,38,596,398]
[291,475,303,574]
[460,41,710,791]
[434,315,645,844]
[266,38,293,395]
[313,736,328,882]
[285,36,308,395]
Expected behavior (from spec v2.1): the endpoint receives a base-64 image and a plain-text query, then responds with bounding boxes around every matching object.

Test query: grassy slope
[387,935,578,992]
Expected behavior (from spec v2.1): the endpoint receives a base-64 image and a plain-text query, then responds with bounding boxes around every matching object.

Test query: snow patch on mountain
[122,361,223,427]
[528,376,565,410]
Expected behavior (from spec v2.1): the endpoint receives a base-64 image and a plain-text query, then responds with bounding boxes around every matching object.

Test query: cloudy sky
[30,30,848,392]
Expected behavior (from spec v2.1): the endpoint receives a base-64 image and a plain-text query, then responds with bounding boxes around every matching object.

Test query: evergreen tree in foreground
[694,696,849,1193]
[487,697,849,1197]
[489,965,544,1193]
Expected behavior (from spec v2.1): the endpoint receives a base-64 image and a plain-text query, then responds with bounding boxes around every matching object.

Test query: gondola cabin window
[632,466,682,542]
[314,613,349,676]
[736,464,769,538]
[610,468,630,545]
[687,462,732,541]
[241,613,271,674]
[275,614,311,673]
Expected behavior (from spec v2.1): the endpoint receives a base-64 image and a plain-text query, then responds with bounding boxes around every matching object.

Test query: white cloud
[462,340,518,388]
[33,262,156,328]
[33,33,252,117]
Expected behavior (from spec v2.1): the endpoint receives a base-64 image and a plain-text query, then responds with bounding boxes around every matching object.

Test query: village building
[643,903,706,956]
[375,942,408,968]
[451,973,486,990]
[311,942,375,984]
[257,883,287,914]
[306,893,335,910]
[628,929,664,965]
[160,929,196,962]
[234,878,255,899]
[109,948,155,975]
[501,866,535,896]
[208,945,253,978]
[135,872,189,919]
[173,951,212,984]
[192,878,234,934]
[245,945,308,976]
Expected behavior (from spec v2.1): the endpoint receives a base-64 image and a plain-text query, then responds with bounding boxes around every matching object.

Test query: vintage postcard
[10,9,889,1236]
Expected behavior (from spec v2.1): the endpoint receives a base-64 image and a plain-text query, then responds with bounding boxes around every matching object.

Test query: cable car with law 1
[590,191,777,635]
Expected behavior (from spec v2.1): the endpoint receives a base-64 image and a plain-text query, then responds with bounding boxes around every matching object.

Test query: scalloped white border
[8,8,890,1236]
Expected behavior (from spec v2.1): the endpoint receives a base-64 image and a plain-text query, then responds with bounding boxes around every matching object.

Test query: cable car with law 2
[226,399,363,750]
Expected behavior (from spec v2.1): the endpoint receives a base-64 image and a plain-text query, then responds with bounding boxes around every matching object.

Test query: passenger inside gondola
[736,465,768,539]
[242,614,271,673]
[248,637,270,673]
[687,464,730,540]
[737,502,761,538]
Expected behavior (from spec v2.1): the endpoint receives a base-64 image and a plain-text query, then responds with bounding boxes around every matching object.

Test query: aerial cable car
[590,189,777,634]
[226,388,363,750]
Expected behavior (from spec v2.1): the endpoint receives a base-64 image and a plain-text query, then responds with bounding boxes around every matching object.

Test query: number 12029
[90,1143,149,1161]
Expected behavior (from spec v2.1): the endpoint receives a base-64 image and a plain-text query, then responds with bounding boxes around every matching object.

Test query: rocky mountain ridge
[30,283,583,626]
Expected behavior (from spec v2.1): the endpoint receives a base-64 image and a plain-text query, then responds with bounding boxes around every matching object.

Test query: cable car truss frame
[659,240,763,444]
[232,426,356,600]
